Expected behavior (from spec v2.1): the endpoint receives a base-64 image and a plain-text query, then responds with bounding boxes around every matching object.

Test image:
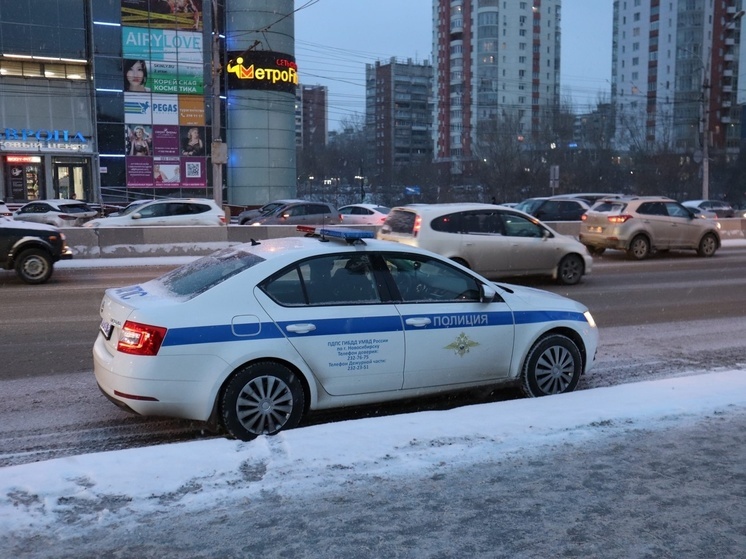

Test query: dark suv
[0,217,72,283]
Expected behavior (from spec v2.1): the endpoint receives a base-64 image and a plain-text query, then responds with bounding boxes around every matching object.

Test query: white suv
[580,196,721,259]
[377,203,592,285]
[84,198,226,228]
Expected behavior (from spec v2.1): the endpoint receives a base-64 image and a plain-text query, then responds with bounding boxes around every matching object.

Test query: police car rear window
[157,248,265,298]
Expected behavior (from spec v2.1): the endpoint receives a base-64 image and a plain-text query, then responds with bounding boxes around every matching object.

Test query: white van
[377,203,592,285]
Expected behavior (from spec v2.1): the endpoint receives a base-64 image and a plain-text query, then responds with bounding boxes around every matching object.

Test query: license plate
[587,226,603,233]
[100,320,114,340]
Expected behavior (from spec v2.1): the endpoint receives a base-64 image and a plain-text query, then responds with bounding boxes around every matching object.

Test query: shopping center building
[0,0,296,206]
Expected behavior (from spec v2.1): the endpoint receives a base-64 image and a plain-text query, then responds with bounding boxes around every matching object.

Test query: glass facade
[0,0,93,203]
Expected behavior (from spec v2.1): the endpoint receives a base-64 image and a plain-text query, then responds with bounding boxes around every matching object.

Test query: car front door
[500,213,559,276]
[665,202,705,248]
[383,252,515,389]
[257,254,406,396]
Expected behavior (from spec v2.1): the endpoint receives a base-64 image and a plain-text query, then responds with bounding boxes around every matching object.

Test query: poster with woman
[124,59,150,92]
[180,126,204,156]
[125,125,153,156]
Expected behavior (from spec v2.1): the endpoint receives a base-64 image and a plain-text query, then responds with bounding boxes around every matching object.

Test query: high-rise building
[611,0,742,159]
[432,0,562,180]
[365,58,433,187]
[296,85,328,151]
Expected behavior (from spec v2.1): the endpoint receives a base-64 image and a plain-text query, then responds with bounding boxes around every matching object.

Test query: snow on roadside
[1,369,745,536]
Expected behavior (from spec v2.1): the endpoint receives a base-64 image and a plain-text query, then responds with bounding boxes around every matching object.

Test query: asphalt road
[2,245,746,380]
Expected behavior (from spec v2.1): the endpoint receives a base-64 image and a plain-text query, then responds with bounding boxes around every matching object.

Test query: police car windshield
[157,247,265,298]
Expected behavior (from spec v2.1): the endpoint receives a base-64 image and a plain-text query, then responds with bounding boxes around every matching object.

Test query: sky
[2,369,745,545]
[293,0,614,130]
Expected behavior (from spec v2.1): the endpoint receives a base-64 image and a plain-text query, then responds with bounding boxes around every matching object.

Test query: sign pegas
[0,128,91,153]
[226,50,298,94]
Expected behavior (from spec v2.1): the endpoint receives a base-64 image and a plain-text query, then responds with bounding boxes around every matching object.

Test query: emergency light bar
[296,226,374,243]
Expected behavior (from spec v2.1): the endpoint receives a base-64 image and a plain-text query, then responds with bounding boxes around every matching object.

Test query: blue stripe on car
[161,310,587,347]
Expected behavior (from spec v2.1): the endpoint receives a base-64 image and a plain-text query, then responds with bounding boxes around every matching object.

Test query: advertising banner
[226,50,298,94]
[121,0,203,31]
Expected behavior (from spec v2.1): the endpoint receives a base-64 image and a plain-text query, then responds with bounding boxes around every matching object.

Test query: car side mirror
[480,283,497,303]
[132,213,142,220]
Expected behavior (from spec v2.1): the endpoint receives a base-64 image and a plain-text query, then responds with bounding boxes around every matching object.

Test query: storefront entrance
[53,158,90,200]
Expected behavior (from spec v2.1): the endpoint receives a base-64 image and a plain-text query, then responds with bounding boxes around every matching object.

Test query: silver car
[580,196,721,259]
[247,201,340,226]
[378,203,592,285]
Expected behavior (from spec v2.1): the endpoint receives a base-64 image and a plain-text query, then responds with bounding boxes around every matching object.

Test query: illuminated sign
[0,128,91,153]
[6,155,42,163]
[226,51,298,94]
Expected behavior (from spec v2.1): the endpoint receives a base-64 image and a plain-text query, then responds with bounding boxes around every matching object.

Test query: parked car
[13,199,97,227]
[0,200,11,217]
[377,203,592,285]
[682,199,735,218]
[579,196,721,259]
[0,216,72,283]
[339,204,391,225]
[514,197,590,221]
[93,227,599,441]
[84,198,226,228]
[236,199,306,225]
[246,201,340,226]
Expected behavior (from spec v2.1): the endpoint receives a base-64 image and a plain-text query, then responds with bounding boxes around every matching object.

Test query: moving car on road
[682,199,735,218]
[579,196,721,259]
[93,227,598,441]
[236,199,305,225]
[13,199,97,227]
[514,197,590,221]
[378,203,592,285]
[245,201,340,226]
[0,216,72,284]
[339,204,391,225]
[84,198,225,228]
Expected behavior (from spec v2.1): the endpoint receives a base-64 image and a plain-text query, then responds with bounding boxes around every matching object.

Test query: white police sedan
[94,228,599,441]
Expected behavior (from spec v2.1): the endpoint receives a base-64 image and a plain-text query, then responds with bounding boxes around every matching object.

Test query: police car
[93,227,599,441]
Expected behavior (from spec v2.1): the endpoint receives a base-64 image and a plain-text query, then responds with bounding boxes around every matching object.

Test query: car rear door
[635,201,674,248]
[256,253,406,396]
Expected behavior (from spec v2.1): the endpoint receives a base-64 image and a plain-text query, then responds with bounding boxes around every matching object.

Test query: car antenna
[250,238,261,246]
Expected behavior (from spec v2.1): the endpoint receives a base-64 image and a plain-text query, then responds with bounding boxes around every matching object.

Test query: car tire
[697,233,718,257]
[220,361,305,441]
[556,254,584,285]
[14,248,54,284]
[520,334,582,397]
[627,235,650,260]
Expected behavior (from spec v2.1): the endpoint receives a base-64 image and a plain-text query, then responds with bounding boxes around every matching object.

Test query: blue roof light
[318,228,374,239]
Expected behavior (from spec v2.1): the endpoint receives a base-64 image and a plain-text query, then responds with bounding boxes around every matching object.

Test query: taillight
[608,214,633,224]
[413,215,422,237]
[59,214,77,221]
[581,214,588,221]
[117,321,167,356]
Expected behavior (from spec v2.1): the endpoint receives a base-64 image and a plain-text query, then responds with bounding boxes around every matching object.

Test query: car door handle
[405,317,432,328]
[286,323,316,334]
